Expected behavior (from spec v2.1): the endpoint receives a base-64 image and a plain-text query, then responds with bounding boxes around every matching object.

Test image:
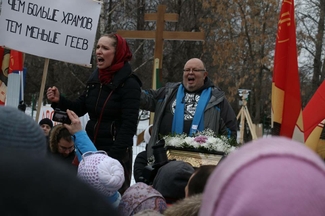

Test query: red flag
[303,81,325,150]
[271,0,304,142]
[0,47,4,70]
[0,48,8,106]
[8,50,23,73]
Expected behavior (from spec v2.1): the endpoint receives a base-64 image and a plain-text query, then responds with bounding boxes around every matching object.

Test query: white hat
[78,151,125,197]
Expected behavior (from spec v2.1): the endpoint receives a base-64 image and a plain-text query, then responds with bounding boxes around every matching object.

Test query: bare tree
[200,0,279,124]
[22,0,321,126]
[296,0,325,104]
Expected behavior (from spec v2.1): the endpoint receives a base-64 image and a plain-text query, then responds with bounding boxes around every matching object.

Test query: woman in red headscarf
[47,33,142,194]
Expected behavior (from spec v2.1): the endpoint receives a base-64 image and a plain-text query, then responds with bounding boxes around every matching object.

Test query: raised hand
[47,86,60,103]
[64,109,82,135]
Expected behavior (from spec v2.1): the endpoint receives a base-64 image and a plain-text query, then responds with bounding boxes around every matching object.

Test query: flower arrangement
[163,129,237,155]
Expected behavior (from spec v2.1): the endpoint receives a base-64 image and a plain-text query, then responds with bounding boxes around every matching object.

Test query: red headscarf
[99,34,132,84]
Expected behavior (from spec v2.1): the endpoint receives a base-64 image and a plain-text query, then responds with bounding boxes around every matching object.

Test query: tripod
[236,91,257,144]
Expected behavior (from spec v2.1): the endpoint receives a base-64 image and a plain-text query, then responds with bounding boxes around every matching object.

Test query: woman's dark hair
[187,165,216,197]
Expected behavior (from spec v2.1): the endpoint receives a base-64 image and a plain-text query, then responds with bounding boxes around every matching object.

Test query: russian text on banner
[0,0,101,66]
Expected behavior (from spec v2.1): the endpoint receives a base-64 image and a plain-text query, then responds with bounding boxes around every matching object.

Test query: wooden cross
[118,5,205,143]
[117,4,205,90]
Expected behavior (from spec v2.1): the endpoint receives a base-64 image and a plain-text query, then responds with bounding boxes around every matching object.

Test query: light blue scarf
[172,85,211,136]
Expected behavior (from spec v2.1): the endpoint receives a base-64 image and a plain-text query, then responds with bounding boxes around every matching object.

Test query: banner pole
[35,58,49,123]
[20,70,24,100]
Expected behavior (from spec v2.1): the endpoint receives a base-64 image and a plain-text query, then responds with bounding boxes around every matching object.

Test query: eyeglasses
[81,150,107,161]
[183,68,206,73]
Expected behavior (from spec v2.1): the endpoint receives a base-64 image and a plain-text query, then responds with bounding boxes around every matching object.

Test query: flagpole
[21,53,25,101]
[19,70,24,101]
[35,58,49,123]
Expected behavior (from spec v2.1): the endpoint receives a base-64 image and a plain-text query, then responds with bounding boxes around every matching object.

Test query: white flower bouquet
[163,128,237,155]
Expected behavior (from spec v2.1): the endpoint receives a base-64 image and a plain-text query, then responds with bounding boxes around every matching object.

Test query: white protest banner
[39,105,55,123]
[38,105,89,129]
[0,0,101,66]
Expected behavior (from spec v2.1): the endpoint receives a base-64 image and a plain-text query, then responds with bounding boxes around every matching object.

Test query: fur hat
[39,118,53,128]
[153,161,195,203]
[49,124,71,153]
[78,152,125,197]
[164,193,202,216]
[0,106,46,155]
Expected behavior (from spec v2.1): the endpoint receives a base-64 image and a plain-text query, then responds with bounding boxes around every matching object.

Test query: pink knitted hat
[77,152,125,197]
[199,136,325,216]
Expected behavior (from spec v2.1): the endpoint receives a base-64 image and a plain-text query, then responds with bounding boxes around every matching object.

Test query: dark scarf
[99,34,132,84]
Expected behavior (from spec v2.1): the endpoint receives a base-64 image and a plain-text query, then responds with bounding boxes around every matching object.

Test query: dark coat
[140,78,237,160]
[52,62,142,161]
[133,150,148,183]
[50,151,78,173]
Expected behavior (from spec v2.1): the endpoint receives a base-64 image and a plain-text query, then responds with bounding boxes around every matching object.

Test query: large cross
[117,4,205,90]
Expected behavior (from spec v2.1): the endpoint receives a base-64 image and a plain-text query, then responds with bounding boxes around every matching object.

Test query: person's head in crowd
[39,118,53,137]
[164,193,202,216]
[182,58,208,92]
[49,124,74,157]
[0,149,118,216]
[152,160,195,204]
[0,106,46,155]
[17,100,26,112]
[78,151,125,208]
[118,182,167,216]
[199,136,325,216]
[185,165,216,197]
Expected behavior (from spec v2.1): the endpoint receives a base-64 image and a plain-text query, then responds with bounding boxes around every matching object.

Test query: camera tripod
[236,90,257,144]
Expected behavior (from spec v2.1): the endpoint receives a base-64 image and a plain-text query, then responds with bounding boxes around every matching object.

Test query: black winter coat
[52,62,142,160]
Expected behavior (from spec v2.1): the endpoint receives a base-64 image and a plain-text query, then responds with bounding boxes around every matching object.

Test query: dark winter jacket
[52,62,142,161]
[50,151,77,173]
[133,150,148,183]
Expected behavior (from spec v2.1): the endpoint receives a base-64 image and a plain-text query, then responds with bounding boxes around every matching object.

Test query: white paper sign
[0,0,101,66]
[39,105,89,129]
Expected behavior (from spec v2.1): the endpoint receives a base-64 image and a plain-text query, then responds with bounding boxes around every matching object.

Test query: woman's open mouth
[97,57,104,66]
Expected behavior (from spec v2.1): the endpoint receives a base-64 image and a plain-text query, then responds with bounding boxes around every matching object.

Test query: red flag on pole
[0,47,8,106]
[271,0,304,142]
[303,81,325,150]
[0,47,4,70]
[8,50,23,74]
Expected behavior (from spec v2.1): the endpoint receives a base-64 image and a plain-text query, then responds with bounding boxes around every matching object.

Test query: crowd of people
[1,33,325,215]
